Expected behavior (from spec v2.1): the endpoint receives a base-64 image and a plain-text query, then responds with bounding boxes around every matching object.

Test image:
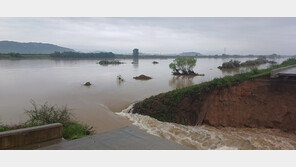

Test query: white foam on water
[117,104,296,150]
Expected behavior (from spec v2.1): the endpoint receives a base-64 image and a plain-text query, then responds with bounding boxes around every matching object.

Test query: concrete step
[41,126,191,150]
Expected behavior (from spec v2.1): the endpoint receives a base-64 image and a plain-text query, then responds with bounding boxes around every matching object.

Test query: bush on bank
[0,101,93,140]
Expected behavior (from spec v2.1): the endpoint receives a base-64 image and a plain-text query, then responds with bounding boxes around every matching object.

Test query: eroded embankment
[118,111,296,149]
[133,75,296,132]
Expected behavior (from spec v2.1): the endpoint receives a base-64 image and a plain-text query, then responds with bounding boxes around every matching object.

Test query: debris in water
[117,75,124,82]
[133,75,152,80]
[84,82,91,86]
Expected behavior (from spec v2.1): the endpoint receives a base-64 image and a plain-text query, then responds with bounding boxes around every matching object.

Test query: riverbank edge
[132,58,296,127]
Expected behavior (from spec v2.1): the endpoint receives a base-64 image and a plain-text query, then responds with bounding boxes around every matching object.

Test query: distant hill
[179,52,203,56]
[0,41,75,54]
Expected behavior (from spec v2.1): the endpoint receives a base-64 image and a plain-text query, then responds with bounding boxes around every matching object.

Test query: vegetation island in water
[218,57,276,70]
[169,57,204,76]
[98,60,124,65]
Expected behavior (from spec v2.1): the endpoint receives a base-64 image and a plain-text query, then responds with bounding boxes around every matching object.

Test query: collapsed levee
[202,75,296,131]
[133,75,296,132]
[132,59,296,132]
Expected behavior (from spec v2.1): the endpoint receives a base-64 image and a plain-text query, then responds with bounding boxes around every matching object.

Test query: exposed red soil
[202,76,296,132]
[133,75,296,132]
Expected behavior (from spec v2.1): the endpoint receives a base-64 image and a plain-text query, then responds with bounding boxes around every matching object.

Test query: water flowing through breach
[117,104,296,150]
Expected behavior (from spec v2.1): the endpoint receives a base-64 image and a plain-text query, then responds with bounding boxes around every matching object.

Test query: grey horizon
[0,17,296,55]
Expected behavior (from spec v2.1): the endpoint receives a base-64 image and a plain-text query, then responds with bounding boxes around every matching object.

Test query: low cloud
[0,17,295,55]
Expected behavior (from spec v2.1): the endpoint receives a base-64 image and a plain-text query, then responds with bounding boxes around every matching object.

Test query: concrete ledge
[0,123,62,150]
[42,126,191,150]
[270,64,296,78]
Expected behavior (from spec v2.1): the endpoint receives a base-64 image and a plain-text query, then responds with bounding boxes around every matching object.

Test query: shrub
[251,67,260,74]
[240,57,268,66]
[221,61,235,68]
[62,123,92,140]
[25,101,93,140]
[219,57,273,69]
[0,125,5,132]
[25,101,71,126]
[98,60,123,65]
[232,60,241,67]
[9,52,22,58]
[221,60,241,68]
[169,57,197,74]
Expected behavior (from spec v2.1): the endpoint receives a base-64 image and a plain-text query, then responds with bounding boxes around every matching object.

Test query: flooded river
[1,57,293,148]
[119,104,296,150]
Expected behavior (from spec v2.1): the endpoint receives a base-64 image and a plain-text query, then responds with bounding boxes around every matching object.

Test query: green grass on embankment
[0,101,93,140]
[162,58,296,103]
[133,58,296,123]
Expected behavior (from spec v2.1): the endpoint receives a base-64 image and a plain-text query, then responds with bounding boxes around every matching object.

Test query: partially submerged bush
[84,82,91,86]
[218,57,274,70]
[241,57,269,66]
[169,57,197,75]
[98,60,123,65]
[133,74,152,80]
[152,61,159,64]
[219,60,241,69]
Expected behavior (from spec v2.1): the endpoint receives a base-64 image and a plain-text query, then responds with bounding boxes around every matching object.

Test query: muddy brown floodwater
[1,58,293,149]
[118,104,296,150]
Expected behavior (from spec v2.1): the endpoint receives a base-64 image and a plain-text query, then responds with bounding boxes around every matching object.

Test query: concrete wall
[0,123,62,150]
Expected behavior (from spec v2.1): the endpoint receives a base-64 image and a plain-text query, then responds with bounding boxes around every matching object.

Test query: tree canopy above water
[169,57,197,75]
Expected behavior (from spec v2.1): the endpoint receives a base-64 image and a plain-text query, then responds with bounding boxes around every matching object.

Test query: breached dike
[131,59,296,132]
[117,103,296,150]
[132,75,296,132]
[116,59,296,149]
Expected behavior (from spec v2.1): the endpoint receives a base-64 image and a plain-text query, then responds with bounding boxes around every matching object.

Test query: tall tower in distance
[133,48,139,64]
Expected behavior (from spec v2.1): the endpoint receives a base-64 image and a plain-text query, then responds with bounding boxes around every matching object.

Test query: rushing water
[0,57,289,138]
[118,104,296,150]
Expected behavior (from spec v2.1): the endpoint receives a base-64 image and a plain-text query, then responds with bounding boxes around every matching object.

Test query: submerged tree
[169,57,197,75]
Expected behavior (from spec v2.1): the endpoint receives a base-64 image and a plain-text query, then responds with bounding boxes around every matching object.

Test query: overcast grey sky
[0,17,295,55]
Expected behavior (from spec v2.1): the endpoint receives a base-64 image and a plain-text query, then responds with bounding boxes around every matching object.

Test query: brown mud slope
[203,76,296,132]
[133,76,296,132]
